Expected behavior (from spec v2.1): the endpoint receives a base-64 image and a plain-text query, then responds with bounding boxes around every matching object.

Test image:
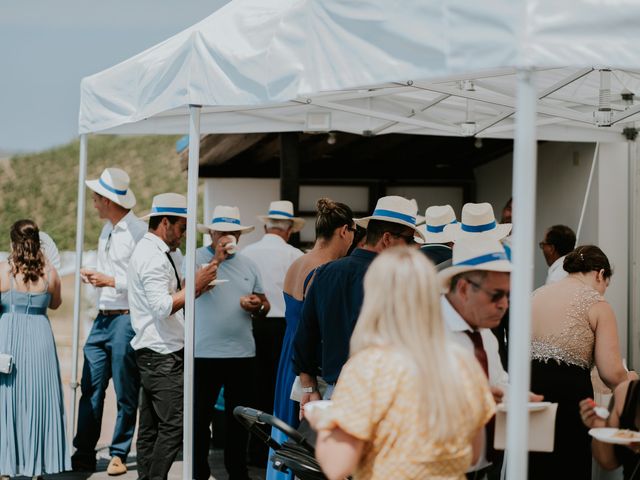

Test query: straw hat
[444,202,511,240]
[410,199,425,225]
[417,205,458,244]
[355,196,426,241]
[257,200,305,233]
[197,206,255,234]
[437,237,512,291]
[85,167,136,209]
[141,193,188,219]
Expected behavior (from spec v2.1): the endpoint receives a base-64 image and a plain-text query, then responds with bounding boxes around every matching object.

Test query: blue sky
[0,0,229,153]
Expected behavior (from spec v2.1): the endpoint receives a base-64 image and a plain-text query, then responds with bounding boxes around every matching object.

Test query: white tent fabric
[75,1,640,478]
[79,0,640,141]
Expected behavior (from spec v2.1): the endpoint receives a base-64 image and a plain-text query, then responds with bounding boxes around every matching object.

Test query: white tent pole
[69,133,88,450]
[505,68,538,478]
[183,105,201,480]
[575,142,600,243]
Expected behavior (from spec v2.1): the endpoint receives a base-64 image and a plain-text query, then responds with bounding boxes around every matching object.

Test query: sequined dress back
[528,278,603,479]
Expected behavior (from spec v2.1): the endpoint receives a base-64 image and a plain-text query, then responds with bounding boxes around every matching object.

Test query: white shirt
[545,255,568,285]
[241,233,302,317]
[95,211,146,310]
[128,232,184,354]
[441,296,508,472]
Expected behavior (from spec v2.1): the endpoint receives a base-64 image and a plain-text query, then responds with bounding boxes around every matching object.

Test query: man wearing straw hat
[72,167,146,475]
[438,237,542,479]
[128,193,217,480]
[444,202,513,370]
[191,205,270,480]
[417,204,458,267]
[293,196,424,409]
[242,200,304,465]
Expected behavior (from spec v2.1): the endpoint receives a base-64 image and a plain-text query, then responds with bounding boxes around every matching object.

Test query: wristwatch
[302,385,317,394]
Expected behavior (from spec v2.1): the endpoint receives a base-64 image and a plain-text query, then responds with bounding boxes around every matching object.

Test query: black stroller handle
[233,406,315,452]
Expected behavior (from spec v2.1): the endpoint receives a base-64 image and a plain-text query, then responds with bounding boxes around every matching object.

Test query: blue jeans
[73,313,139,461]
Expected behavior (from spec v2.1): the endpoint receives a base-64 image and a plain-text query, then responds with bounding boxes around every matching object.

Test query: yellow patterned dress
[318,346,495,479]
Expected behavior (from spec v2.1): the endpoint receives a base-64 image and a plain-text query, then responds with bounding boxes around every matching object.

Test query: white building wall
[203,178,280,248]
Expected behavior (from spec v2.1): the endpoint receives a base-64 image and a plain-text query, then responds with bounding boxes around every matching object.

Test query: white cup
[224,237,237,255]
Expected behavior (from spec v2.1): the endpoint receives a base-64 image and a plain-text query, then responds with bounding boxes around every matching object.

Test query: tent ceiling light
[461,121,477,136]
[460,80,475,91]
[305,111,332,132]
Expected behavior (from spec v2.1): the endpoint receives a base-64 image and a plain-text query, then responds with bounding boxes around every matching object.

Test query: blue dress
[0,280,70,476]
[266,270,315,480]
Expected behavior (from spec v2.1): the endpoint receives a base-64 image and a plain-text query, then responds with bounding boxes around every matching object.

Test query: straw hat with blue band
[198,205,255,234]
[410,199,425,225]
[437,237,512,292]
[443,202,511,241]
[141,192,188,219]
[85,167,136,209]
[417,205,458,244]
[355,196,426,241]
[257,200,305,233]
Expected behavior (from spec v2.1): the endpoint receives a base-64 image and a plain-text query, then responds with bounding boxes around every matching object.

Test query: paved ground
[47,275,266,480]
[39,450,265,480]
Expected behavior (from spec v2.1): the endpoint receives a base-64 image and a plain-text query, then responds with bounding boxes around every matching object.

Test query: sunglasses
[466,278,510,303]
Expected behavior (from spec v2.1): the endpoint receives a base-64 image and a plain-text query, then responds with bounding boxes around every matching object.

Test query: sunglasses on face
[466,278,510,303]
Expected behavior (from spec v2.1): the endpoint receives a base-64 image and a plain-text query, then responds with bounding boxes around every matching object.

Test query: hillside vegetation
[0,135,202,251]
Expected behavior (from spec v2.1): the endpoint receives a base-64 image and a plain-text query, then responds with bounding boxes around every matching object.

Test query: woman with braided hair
[0,219,69,479]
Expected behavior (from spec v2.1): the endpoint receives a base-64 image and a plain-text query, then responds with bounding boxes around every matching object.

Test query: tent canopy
[79,0,640,142]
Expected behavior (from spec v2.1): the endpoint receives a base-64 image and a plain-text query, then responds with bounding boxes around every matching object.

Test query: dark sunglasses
[466,278,510,303]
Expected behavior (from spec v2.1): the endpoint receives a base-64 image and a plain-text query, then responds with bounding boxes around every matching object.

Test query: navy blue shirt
[292,248,377,384]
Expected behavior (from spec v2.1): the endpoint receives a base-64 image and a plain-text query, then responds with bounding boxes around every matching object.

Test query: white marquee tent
[76,1,640,477]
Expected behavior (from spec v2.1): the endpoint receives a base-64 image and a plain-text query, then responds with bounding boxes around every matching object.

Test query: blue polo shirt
[185,246,264,358]
[292,248,377,383]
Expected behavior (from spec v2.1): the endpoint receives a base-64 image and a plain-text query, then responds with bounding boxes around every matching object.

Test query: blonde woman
[307,247,495,480]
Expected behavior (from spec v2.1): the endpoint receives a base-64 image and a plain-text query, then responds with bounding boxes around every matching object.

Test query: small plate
[209,279,229,286]
[496,402,551,413]
[589,428,640,445]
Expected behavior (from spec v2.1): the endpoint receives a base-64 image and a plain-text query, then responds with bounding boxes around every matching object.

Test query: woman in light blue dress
[0,220,69,479]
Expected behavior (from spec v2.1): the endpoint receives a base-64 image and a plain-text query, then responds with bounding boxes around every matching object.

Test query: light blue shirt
[186,246,264,358]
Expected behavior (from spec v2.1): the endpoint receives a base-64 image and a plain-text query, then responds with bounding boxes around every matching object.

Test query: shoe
[1,475,10,480]
[106,456,127,476]
[71,454,96,473]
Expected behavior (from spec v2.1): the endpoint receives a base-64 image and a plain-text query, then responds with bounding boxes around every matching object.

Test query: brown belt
[99,309,130,316]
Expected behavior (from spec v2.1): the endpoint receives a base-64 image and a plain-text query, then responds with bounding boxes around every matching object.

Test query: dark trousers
[136,348,184,480]
[248,317,286,464]
[73,313,139,461]
[194,357,256,480]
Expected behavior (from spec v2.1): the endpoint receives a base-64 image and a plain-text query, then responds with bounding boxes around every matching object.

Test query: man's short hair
[546,225,576,257]
[148,215,182,230]
[449,270,489,293]
[365,220,411,246]
[266,219,293,231]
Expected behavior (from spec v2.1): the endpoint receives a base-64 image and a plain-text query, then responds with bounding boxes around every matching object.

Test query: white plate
[589,428,640,445]
[209,279,229,286]
[496,402,551,413]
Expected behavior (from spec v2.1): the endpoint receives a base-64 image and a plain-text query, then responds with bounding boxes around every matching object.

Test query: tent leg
[505,68,538,478]
[69,134,88,452]
[183,105,201,480]
[628,141,640,370]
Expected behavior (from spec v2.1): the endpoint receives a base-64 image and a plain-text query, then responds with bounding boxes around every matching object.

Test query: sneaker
[71,455,96,473]
[106,456,127,476]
